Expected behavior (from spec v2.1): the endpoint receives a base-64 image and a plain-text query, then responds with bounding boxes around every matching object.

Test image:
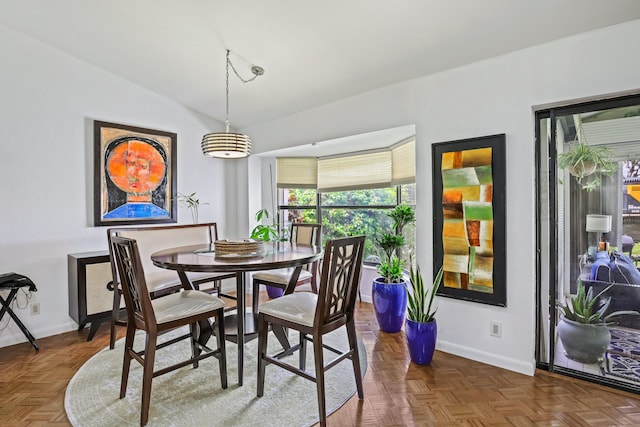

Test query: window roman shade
[391,138,415,185]
[276,157,317,188]
[317,149,392,192]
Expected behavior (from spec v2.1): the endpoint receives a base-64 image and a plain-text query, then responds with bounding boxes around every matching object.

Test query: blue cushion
[609,251,640,284]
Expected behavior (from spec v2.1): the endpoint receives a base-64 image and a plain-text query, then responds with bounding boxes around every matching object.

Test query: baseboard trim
[0,321,78,349]
[437,339,535,376]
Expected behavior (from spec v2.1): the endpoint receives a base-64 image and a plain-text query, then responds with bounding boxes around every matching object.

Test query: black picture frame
[432,134,506,307]
[93,121,177,226]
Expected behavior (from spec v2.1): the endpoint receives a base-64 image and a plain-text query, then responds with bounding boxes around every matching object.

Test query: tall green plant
[375,204,415,283]
[376,234,405,283]
[407,265,443,323]
[388,204,415,235]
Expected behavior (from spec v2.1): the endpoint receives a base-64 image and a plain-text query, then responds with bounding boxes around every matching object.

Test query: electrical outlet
[490,321,502,338]
[31,303,40,316]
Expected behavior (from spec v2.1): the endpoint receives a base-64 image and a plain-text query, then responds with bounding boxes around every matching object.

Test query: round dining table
[151,241,323,386]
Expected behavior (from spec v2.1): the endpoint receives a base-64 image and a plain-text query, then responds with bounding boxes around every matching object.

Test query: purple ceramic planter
[405,318,437,365]
[266,285,283,299]
[372,277,407,333]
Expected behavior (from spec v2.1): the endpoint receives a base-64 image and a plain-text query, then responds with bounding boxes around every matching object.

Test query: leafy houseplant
[376,234,405,283]
[177,192,208,224]
[405,264,443,365]
[556,280,638,363]
[557,142,616,191]
[375,204,415,282]
[372,204,416,333]
[250,209,288,242]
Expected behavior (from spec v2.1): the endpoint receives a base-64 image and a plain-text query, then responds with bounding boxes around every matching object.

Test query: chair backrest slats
[111,236,155,327]
[315,236,365,327]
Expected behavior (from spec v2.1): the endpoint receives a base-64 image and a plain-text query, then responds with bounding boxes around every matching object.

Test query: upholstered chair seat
[252,268,313,286]
[151,290,224,324]
[257,292,317,326]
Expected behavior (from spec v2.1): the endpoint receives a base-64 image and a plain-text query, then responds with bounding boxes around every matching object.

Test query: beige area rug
[65,327,367,426]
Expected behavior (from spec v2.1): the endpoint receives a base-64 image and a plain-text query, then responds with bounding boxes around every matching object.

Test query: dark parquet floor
[2,296,640,426]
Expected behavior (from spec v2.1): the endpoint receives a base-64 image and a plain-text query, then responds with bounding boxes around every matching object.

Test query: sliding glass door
[536,93,640,392]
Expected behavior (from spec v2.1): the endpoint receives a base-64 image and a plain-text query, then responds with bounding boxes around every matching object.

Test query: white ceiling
[2,1,640,129]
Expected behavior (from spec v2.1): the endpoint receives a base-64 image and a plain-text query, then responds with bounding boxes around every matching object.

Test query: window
[279,184,416,264]
[276,138,416,265]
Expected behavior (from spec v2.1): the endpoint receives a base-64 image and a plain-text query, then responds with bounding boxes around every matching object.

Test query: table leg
[236,271,245,386]
[283,266,302,295]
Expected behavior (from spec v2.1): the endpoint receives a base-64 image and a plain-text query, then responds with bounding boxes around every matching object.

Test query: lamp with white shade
[585,214,612,252]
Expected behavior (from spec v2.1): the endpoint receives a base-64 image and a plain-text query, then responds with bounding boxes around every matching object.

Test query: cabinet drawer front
[85,262,117,315]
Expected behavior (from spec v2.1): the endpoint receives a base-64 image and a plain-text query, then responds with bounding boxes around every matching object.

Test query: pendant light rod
[201,49,264,159]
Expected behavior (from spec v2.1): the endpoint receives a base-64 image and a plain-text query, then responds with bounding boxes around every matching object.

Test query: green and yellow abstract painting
[440,147,494,293]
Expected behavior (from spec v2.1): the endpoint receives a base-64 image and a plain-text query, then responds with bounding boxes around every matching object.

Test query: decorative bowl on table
[214,238,265,258]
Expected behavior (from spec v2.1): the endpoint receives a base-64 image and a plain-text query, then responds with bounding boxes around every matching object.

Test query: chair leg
[299,331,307,370]
[110,287,122,350]
[252,279,260,314]
[140,332,157,427]
[313,334,327,427]
[346,319,364,399]
[215,279,222,297]
[310,261,318,293]
[217,308,228,389]
[256,313,268,397]
[190,323,199,369]
[119,323,136,399]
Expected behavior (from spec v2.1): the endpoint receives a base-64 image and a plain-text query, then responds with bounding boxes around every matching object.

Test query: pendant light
[201,49,264,159]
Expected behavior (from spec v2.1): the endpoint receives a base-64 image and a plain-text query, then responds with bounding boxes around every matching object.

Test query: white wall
[241,20,640,375]
[0,25,230,347]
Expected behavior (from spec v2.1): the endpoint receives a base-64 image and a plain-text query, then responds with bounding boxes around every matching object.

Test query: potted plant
[250,209,284,242]
[406,264,443,365]
[557,142,616,192]
[177,192,208,223]
[372,205,415,333]
[556,280,638,363]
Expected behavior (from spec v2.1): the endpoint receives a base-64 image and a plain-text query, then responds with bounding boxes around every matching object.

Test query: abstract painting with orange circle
[94,121,177,226]
[432,134,506,307]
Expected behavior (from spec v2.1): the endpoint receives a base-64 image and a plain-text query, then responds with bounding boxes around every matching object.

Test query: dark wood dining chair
[111,236,227,427]
[256,235,365,427]
[107,223,235,349]
[251,223,322,313]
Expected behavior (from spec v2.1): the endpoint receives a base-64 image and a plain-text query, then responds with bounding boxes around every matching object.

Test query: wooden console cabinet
[68,251,119,341]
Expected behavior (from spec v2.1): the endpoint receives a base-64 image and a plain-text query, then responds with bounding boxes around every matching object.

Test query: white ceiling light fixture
[201,49,264,159]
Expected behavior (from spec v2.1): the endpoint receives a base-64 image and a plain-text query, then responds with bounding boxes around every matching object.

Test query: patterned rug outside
[65,327,367,427]
[602,328,640,383]
[608,327,640,360]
